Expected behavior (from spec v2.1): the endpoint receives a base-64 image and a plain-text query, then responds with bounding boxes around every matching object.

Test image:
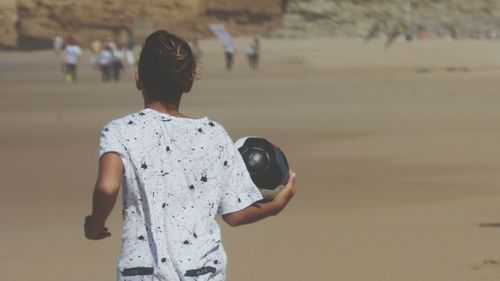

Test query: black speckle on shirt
[189,184,195,190]
[166,146,171,152]
[161,258,166,263]
[183,240,190,245]
[200,175,207,183]
[138,235,145,240]
[139,112,145,116]
[237,198,241,203]
[127,120,134,125]
[223,161,228,166]
[104,128,109,132]
[197,128,203,133]
[162,203,166,208]
[208,122,215,127]
[141,163,148,170]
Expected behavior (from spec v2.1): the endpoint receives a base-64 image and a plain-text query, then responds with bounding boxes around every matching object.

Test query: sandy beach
[2,37,500,281]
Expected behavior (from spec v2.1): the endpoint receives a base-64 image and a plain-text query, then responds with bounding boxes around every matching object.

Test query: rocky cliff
[3,0,500,49]
[1,0,283,49]
[271,0,500,38]
[0,0,18,48]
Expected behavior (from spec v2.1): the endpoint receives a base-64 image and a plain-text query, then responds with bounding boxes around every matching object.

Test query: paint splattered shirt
[99,108,263,281]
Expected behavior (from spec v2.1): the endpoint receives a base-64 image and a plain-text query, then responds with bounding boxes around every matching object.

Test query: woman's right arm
[222,171,296,227]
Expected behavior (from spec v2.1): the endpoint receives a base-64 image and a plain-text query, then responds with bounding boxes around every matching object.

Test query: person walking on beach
[84,30,296,281]
[63,37,82,83]
[246,37,260,70]
[53,34,63,55]
[111,45,124,82]
[90,39,103,68]
[98,45,113,82]
[224,43,234,71]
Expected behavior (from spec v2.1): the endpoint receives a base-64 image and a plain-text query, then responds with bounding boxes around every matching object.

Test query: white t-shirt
[98,50,113,66]
[64,44,82,64]
[224,44,234,54]
[53,36,63,51]
[113,49,123,62]
[246,46,256,56]
[99,108,263,281]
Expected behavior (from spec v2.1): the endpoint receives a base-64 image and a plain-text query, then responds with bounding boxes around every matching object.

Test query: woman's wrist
[268,198,285,215]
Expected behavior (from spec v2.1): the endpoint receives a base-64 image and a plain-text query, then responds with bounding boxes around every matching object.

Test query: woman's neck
[145,101,187,118]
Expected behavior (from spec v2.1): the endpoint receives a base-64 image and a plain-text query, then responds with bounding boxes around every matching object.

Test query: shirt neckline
[142,108,208,122]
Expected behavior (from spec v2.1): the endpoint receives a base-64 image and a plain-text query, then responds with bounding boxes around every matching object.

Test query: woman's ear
[135,72,142,90]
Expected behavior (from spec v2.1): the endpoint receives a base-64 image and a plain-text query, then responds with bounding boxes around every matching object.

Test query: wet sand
[2,37,500,281]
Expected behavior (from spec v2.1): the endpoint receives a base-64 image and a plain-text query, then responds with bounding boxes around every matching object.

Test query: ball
[234,136,289,200]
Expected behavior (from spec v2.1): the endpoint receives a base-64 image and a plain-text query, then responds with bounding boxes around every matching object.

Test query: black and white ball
[234,136,289,200]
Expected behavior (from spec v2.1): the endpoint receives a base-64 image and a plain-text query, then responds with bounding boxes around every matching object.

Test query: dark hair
[138,30,196,103]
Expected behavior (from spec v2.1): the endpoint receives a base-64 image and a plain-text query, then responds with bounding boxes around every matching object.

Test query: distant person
[90,39,103,68]
[224,43,234,71]
[111,46,124,82]
[106,37,117,52]
[98,45,113,82]
[385,22,410,48]
[63,37,82,83]
[83,29,296,281]
[364,20,388,43]
[246,37,260,70]
[53,34,63,54]
[54,35,65,74]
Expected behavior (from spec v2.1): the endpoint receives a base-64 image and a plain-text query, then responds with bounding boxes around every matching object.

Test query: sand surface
[2,37,500,280]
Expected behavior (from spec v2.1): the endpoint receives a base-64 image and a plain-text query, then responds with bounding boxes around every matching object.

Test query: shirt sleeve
[218,132,263,215]
[99,122,127,160]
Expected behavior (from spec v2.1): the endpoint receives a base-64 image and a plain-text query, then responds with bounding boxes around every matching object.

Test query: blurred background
[5,0,500,48]
[3,1,500,281]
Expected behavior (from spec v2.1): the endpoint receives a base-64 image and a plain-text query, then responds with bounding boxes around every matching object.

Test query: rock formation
[4,0,500,49]
[270,0,500,38]
[1,0,283,49]
[0,0,18,48]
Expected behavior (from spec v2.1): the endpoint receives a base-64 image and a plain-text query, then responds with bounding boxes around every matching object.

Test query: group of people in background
[89,38,132,82]
[53,33,261,83]
[54,34,135,84]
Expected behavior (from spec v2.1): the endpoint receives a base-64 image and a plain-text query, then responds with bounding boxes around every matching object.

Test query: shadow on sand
[478,222,500,228]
